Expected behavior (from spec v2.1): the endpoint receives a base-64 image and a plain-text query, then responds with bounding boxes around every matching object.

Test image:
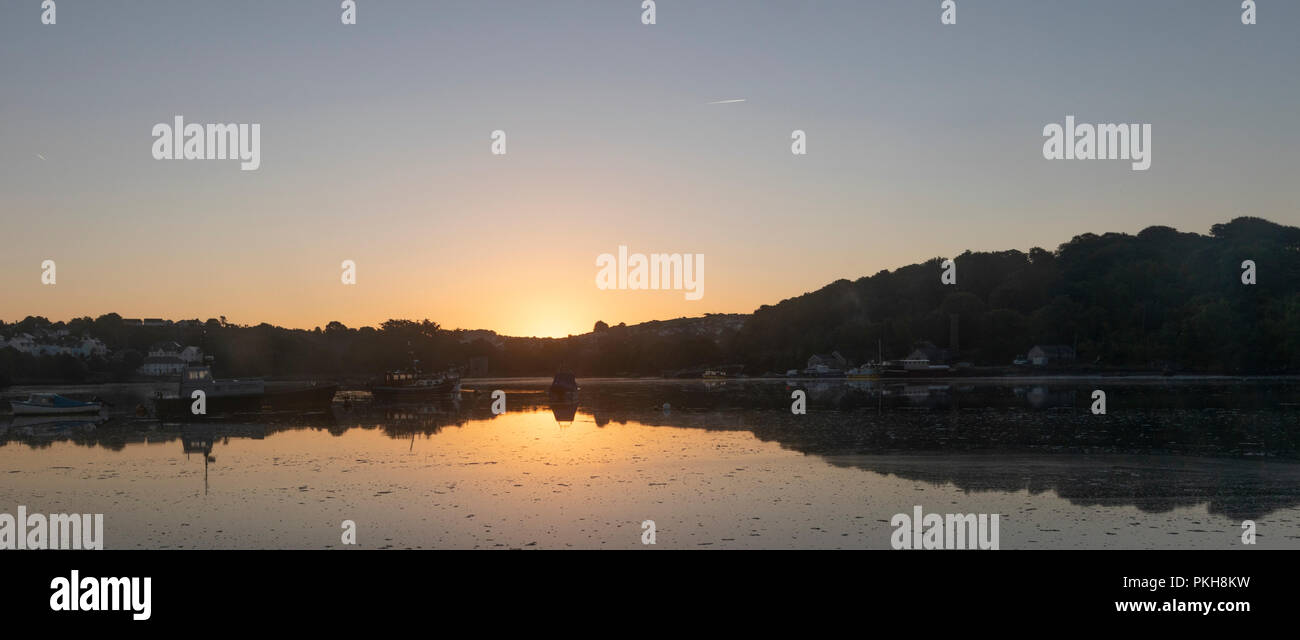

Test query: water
[2,378,1298,549]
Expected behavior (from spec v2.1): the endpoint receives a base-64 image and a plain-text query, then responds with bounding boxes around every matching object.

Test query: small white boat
[9,393,104,416]
[846,365,880,380]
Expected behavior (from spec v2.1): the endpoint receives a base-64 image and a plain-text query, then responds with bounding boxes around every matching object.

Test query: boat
[153,363,265,419]
[371,363,460,402]
[848,341,886,380]
[846,365,880,380]
[878,364,956,379]
[548,371,580,398]
[9,394,104,416]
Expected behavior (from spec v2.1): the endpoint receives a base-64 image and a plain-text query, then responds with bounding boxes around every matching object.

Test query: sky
[2,1,1297,337]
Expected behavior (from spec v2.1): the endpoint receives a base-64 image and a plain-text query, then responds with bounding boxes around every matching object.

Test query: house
[138,355,187,377]
[52,336,109,358]
[1,333,106,358]
[81,338,109,357]
[900,343,952,371]
[2,334,38,354]
[148,341,183,358]
[139,342,201,375]
[1028,345,1076,366]
[804,351,848,375]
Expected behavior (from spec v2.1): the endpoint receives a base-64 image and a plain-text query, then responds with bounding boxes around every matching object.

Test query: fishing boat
[371,362,460,403]
[548,371,580,398]
[847,341,886,380]
[9,394,104,416]
[153,363,264,419]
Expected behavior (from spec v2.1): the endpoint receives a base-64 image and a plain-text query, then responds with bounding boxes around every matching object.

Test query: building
[1028,345,1076,366]
[2,334,38,354]
[139,342,202,375]
[138,356,187,377]
[148,341,183,358]
[900,343,952,371]
[805,351,848,374]
[2,333,107,358]
[81,338,109,357]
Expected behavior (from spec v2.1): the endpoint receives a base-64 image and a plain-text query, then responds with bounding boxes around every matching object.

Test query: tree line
[2,216,1296,384]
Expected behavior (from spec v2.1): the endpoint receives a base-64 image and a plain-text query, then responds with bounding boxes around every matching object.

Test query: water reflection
[2,379,1298,537]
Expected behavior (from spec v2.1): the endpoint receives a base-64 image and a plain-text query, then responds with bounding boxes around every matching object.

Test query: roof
[807,351,847,364]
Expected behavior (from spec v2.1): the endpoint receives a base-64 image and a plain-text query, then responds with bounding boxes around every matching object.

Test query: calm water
[2,378,1298,549]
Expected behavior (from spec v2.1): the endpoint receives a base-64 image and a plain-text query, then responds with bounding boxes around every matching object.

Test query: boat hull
[548,388,579,402]
[371,382,459,403]
[9,401,103,416]
[153,394,264,420]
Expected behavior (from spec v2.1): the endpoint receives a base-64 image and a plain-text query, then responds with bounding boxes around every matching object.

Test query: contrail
[706,99,746,105]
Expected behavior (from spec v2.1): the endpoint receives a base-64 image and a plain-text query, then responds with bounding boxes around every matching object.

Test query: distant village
[797,343,1076,377]
[1,310,1083,384]
[0,318,206,380]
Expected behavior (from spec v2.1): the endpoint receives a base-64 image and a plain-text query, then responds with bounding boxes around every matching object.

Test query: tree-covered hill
[732,216,1299,373]
[2,217,1296,383]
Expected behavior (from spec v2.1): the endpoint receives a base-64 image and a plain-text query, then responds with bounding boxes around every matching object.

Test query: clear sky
[2,1,1297,337]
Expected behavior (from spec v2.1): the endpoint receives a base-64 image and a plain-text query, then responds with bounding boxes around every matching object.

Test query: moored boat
[548,371,580,398]
[153,363,264,419]
[371,366,460,403]
[846,365,880,380]
[9,394,104,416]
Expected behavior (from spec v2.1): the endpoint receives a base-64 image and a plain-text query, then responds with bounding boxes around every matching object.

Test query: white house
[81,338,109,357]
[138,341,199,376]
[3,334,38,354]
[148,341,183,358]
[138,356,187,377]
